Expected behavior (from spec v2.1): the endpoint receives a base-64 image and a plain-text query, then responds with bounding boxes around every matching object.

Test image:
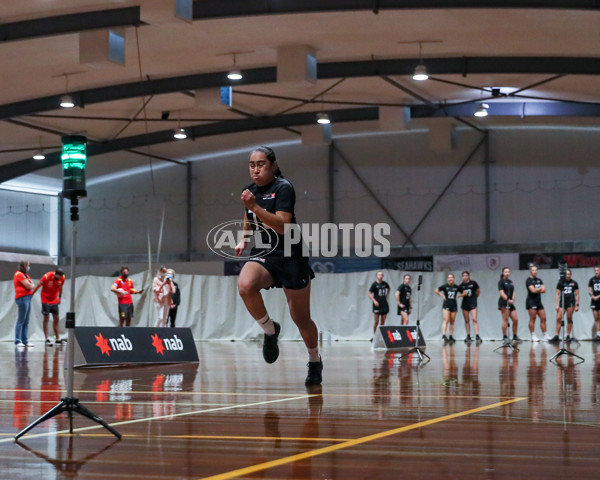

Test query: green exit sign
[61,135,87,170]
[61,135,87,199]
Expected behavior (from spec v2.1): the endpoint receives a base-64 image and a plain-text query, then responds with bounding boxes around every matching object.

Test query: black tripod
[15,198,121,441]
[401,275,430,364]
[550,276,584,365]
[494,316,519,353]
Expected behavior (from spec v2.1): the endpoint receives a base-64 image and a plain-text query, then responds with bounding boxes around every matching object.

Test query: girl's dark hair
[500,266,509,280]
[462,271,470,276]
[18,260,29,274]
[251,146,283,178]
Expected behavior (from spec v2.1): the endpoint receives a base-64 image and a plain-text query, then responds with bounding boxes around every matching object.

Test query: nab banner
[373,325,426,351]
[70,327,199,368]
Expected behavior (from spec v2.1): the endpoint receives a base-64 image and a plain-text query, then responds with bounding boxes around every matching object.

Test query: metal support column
[328,142,335,224]
[58,195,64,265]
[186,162,192,262]
[484,130,492,245]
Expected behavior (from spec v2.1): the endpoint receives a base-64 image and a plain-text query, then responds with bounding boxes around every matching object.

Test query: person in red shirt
[13,260,35,348]
[32,268,65,346]
[111,266,143,327]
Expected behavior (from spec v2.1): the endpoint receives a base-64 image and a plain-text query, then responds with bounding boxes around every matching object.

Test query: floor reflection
[527,344,547,422]
[499,347,519,418]
[13,348,32,431]
[16,435,119,476]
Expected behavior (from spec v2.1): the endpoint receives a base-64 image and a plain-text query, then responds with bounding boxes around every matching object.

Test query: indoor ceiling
[0,1,599,187]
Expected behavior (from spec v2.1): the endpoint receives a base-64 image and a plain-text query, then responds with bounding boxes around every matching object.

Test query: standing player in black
[526,265,550,342]
[498,267,520,344]
[368,271,390,339]
[395,274,412,326]
[588,266,600,342]
[435,273,459,343]
[458,271,481,343]
[235,146,321,385]
[553,269,579,343]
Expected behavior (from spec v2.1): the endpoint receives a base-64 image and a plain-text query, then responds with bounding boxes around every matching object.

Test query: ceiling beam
[4,98,600,183]
[1,57,599,121]
[0,7,143,43]
[411,101,600,118]
[191,0,600,19]
[0,107,379,183]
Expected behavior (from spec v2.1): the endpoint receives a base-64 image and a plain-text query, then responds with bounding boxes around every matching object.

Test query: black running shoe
[449,335,456,344]
[502,336,510,346]
[464,335,472,343]
[442,335,448,343]
[263,321,280,364]
[475,334,482,342]
[305,359,323,385]
[566,336,572,343]
[551,335,560,343]
[513,335,521,342]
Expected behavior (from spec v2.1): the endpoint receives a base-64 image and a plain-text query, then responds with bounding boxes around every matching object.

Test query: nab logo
[387,330,402,343]
[94,333,132,356]
[151,333,184,356]
[110,334,133,351]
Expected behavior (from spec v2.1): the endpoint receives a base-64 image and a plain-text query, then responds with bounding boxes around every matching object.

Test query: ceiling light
[474,103,489,117]
[59,73,76,108]
[33,151,46,160]
[412,63,429,81]
[60,94,75,108]
[227,68,242,81]
[173,128,187,139]
[316,112,330,125]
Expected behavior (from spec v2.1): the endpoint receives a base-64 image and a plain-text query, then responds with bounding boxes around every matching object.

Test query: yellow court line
[67,433,353,442]
[0,394,313,444]
[200,397,527,480]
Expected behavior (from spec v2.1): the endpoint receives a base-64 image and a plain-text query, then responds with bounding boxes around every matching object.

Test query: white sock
[256,313,275,335]
[308,346,320,363]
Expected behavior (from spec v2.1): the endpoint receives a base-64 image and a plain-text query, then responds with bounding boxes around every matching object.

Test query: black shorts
[251,255,315,290]
[41,303,59,316]
[498,299,516,311]
[558,300,576,309]
[397,306,409,315]
[461,303,477,312]
[119,303,134,319]
[591,299,600,310]
[374,300,389,315]
[443,304,457,313]
[526,298,544,310]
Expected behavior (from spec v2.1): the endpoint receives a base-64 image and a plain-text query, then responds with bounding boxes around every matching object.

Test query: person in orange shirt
[13,260,35,348]
[111,266,143,327]
[32,268,65,346]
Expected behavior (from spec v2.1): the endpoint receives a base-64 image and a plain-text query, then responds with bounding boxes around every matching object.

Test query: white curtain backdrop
[0,268,596,342]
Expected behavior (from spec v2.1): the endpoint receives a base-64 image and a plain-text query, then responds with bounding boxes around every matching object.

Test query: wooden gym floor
[0,339,599,479]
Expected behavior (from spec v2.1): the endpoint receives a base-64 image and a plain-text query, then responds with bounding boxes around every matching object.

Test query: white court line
[0,394,313,444]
